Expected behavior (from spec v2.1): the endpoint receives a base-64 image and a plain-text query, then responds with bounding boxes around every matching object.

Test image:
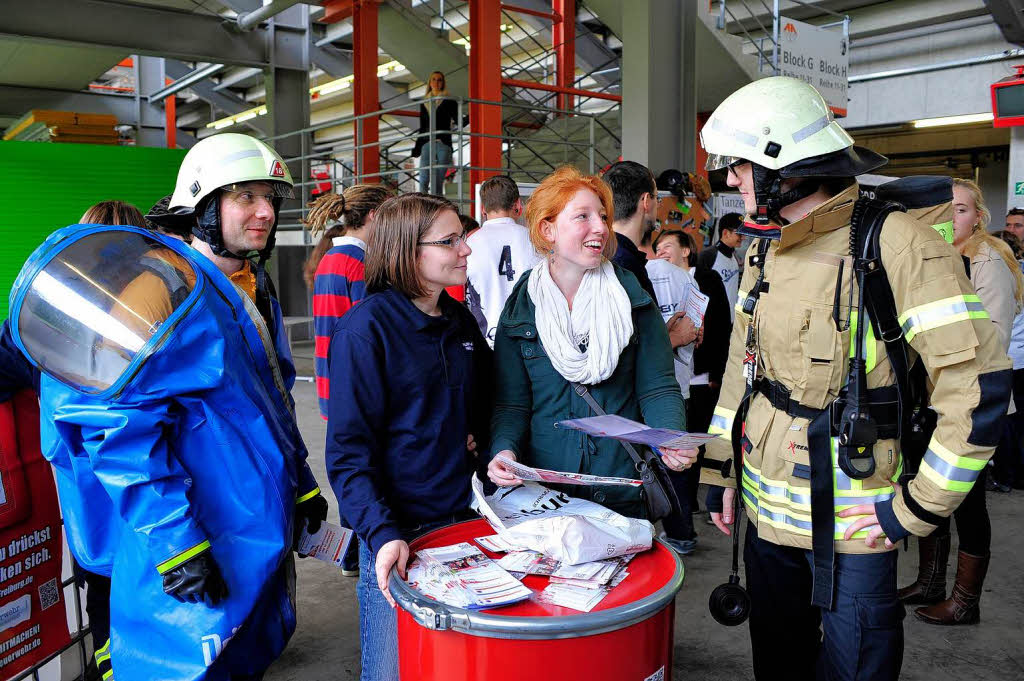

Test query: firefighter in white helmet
[699,77,1011,680]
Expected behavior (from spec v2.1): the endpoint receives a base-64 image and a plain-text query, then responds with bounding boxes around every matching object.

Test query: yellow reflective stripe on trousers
[709,406,735,441]
[848,310,878,374]
[297,486,321,504]
[898,294,988,343]
[102,670,113,681]
[918,438,985,493]
[94,639,111,664]
[155,539,212,575]
[744,452,894,540]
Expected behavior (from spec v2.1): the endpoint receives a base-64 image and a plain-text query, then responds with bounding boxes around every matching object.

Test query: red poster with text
[0,390,70,677]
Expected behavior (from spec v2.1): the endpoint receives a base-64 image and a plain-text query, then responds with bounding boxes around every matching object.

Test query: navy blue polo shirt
[325,287,493,558]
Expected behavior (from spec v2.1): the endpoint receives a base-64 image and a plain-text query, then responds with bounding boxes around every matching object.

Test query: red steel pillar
[164,78,176,149]
[695,111,711,179]
[353,0,380,182]
[553,0,575,113]
[470,0,503,195]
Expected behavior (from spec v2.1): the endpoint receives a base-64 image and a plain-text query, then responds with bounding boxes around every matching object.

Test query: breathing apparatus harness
[709,193,915,622]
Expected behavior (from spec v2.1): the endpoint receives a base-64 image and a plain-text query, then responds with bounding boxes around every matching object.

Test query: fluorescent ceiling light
[205,61,404,130]
[911,112,994,128]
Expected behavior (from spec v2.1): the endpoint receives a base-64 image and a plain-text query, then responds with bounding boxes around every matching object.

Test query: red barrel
[393,518,684,681]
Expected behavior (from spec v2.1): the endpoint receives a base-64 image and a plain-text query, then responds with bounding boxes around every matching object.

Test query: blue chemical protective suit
[10,224,319,680]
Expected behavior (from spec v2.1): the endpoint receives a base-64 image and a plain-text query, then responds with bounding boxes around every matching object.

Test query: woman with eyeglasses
[485,165,697,518]
[324,192,492,681]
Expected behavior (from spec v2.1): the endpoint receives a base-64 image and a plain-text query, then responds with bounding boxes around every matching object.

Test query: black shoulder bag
[571,382,681,522]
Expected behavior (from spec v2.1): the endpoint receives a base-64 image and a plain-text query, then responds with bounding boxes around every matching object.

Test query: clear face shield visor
[15,230,197,394]
[705,153,746,173]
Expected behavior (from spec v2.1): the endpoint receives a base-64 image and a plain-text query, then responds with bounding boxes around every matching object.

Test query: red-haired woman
[486,165,697,518]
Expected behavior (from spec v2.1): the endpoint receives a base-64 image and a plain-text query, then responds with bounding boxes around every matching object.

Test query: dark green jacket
[489,264,686,518]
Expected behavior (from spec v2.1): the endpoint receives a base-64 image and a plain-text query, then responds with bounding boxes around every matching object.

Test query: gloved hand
[705,485,725,514]
[293,493,330,553]
[161,550,228,605]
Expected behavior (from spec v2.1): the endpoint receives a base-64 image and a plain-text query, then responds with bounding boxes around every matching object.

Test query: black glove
[705,485,725,515]
[293,494,330,552]
[161,550,228,605]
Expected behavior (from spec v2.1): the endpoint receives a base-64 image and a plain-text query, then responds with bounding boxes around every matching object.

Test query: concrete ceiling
[0,0,236,98]
[0,39,124,91]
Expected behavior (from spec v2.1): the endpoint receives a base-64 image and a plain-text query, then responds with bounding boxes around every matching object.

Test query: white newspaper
[471,476,654,565]
[496,455,642,487]
[297,521,354,568]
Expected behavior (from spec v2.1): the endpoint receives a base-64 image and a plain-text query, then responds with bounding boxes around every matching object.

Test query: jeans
[745,524,904,681]
[418,141,453,195]
[356,513,473,681]
[356,542,399,681]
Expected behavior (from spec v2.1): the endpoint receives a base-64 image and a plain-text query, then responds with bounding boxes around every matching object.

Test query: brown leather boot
[914,551,990,625]
[897,532,950,605]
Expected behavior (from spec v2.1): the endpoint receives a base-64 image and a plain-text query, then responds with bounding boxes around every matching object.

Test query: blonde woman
[952,179,1024,347]
[902,178,1024,625]
[413,70,459,194]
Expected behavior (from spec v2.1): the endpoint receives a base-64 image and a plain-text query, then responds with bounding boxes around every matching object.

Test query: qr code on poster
[38,578,60,611]
[643,667,665,681]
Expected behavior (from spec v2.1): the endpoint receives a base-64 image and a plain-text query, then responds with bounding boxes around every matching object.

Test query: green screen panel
[0,141,186,320]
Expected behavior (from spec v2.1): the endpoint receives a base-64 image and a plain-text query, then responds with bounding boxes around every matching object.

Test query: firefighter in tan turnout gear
[699,77,1012,681]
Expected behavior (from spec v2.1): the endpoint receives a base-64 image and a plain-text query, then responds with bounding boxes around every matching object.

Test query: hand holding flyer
[495,455,643,487]
[683,286,710,329]
[297,521,354,567]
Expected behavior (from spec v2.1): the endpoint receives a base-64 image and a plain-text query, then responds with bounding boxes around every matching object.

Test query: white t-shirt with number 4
[466,217,542,347]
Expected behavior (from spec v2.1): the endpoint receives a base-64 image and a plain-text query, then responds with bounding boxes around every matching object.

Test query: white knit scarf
[527,258,633,385]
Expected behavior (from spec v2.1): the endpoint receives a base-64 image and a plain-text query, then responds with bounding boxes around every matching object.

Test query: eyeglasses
[223,188,277,207]
[418,231,468,249]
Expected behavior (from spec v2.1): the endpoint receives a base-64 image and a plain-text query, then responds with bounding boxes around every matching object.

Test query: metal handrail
[270,93,618,230]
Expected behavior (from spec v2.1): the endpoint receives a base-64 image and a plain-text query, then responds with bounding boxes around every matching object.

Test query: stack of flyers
[496,551,560,578]
[537,567,632,612]
[406,557,474,609]
[548,553,636,590]
[412,542,532,610]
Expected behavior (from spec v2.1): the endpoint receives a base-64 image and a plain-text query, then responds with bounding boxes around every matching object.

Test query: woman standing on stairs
[899,178,1024,624]
[413,70,459,195]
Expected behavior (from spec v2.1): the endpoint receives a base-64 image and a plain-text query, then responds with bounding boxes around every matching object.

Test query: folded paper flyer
[555,414,719,450]
[496,455,642,487]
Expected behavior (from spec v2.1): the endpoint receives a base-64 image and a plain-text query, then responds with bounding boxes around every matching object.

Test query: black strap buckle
[768,380,793,414]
